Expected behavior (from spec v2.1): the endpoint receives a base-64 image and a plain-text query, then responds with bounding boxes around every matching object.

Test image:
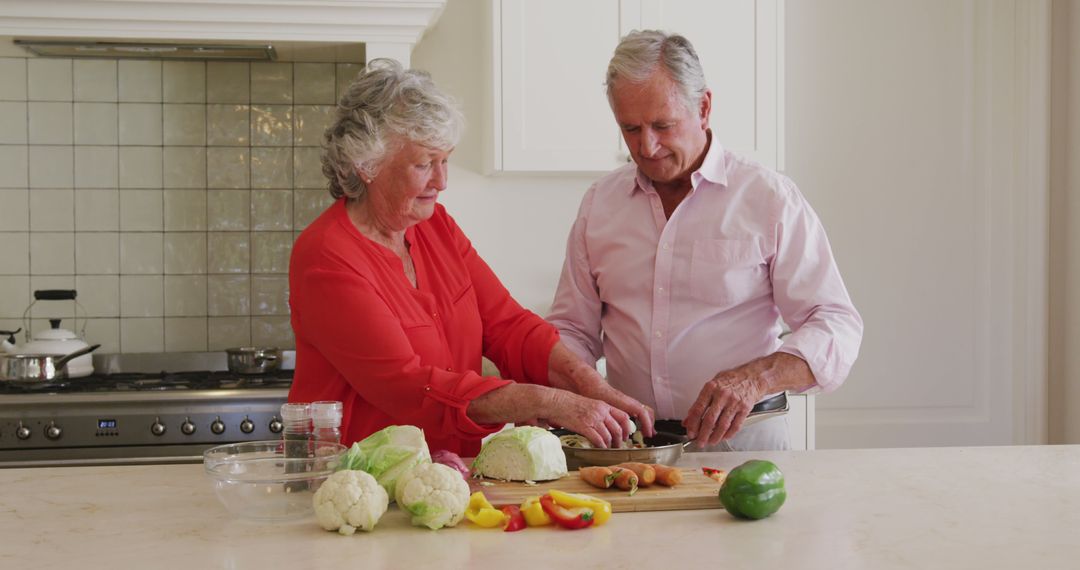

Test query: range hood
[14,39,276,61]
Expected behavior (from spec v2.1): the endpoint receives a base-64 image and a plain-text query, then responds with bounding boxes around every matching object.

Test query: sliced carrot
[612,462,656,487]
[650,464,684,487]
[578,466,615,489]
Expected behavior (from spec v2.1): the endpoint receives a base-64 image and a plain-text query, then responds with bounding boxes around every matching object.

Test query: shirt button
[662,243,671,250]
[446,367,454,372]
[432,312,438,318]
[654,331,663,338]
[657,286,664,293]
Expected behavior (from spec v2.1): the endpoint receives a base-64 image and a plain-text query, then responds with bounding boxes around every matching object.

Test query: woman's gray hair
[322,58,464,200]
[605,30,708,113]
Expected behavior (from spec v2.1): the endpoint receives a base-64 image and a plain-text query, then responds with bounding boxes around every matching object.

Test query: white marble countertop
[3,445,1080,569]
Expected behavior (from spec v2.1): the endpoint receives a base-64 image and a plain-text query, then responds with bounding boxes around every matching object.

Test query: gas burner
[0,370,293,395]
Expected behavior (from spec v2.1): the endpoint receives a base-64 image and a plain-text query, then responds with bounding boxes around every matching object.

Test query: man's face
[610,69,711,185]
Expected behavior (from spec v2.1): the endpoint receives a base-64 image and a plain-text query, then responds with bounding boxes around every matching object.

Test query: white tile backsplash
[163,146,207,188]
[163,232,207,274]
[208,316,250,350]
[74,189,120,231]
[28,102,73,144]
[0,101,27,143]
[164,317,207,351]
[163,104,206,146]
[294,63,336,105]
[28,59,72,101]
[118,60,162,103]
[4,55,345,352]
[74,60,118,102]
[0,275,30,318]
[28,145,73,188]
[0,189,29,231]
[207,62,249,104]
[74,146,119,189]
[74,232,119,274]
[0,145,28,188]
[251,63,292,104]
[76,275,120,317]
[164,189,207,231]
[206,104,250,146]
[206,147,250,189]
[251,147,292,189]
[120,317,164,353]
[30,232,74,274]
[29,189,74,231]
[164,275,207,316]
[120,275,163,317]
[163,61,206,103]
[118,103,163,145]
[0,58,27,100]
[119,189,164,231]
[74,103,119,145]
[251,105,293,146]
[119,232,164,274]
[118,147,162,188]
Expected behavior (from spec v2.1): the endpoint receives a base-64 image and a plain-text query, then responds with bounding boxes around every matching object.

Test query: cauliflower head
[313,470,389,535]
[394,462,470,530]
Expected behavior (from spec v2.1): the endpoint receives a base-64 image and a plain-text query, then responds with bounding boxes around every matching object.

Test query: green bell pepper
[718,460,787,520]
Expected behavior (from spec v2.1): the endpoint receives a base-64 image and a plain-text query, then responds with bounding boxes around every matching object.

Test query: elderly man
[548,31,863,451]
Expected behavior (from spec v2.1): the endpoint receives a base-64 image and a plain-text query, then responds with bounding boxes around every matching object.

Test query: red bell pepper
[539,494,594,530]
[500,505,526,532]
[702,467,727,483]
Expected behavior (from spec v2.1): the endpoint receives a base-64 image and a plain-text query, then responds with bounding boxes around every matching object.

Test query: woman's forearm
[466,383,556,425]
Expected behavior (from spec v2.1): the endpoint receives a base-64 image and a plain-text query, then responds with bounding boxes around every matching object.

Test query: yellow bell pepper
[519,495,552,527]
[546,490,613,526]
[465,491,506,528]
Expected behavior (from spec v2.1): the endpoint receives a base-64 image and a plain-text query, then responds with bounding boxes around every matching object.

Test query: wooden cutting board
[470,468,724,513]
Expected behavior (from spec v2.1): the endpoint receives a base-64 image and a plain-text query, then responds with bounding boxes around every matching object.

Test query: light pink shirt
[548,140,863,420]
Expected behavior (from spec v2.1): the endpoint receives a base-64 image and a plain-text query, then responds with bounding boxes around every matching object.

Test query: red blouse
[287,199,558,456]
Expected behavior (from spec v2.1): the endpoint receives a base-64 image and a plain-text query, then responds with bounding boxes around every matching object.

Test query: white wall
[1049,0,1080,444]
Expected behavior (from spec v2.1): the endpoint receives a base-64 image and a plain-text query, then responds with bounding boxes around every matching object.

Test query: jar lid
[311,401,343,425]
[280,402,311,422]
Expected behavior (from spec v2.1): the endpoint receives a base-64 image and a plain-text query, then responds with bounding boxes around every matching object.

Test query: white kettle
[2,290,95,378]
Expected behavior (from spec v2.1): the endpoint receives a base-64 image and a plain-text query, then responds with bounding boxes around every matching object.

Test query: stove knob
[181,419,197,435]
[151,419,167,436]
[240,418,255,434]
[268,418,283,434]
[45,421,62,440]
[211,418,226,435]
[16,423,31,440]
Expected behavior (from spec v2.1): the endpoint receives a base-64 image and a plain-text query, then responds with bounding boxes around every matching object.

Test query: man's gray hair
[322,58,464,200]
[605,30,708,112]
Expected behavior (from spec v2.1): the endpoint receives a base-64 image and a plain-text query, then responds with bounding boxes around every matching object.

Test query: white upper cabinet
[490,0,781,173]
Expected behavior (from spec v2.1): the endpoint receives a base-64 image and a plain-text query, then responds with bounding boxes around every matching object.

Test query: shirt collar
[631,130,728,195]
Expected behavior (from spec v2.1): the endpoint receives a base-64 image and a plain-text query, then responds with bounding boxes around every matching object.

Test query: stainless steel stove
[0,353,292,468]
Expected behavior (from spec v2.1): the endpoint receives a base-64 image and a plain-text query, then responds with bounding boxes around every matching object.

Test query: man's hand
[683,352,814,447]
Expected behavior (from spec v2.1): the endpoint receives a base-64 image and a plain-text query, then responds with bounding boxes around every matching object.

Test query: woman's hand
[546,342,656,437]
[540,388,635,449]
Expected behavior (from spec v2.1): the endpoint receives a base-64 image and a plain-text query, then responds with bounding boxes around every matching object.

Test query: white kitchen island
[2,445,1078,569]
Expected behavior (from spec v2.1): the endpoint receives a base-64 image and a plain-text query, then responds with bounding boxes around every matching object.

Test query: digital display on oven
[98,419,117,429]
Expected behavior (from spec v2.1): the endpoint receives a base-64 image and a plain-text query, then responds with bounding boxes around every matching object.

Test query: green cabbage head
[337,425,431,498]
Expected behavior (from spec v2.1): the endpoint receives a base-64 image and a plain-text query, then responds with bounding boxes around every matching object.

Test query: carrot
[649,464,683,487]
[612,462,656,487]
[578,466,616,489]
[610,467,639,495]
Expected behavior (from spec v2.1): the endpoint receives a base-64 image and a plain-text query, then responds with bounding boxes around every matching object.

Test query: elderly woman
[288,60,654,456]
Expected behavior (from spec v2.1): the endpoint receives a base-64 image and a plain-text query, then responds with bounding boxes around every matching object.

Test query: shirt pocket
[689,239,768,308]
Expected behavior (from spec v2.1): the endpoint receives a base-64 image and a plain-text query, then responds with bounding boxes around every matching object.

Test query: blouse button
[424,386,432,391]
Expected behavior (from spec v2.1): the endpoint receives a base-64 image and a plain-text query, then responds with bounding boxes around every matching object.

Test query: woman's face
[365,140,451,230]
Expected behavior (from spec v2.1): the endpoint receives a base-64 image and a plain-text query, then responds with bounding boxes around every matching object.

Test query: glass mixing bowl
[203,440,347,520]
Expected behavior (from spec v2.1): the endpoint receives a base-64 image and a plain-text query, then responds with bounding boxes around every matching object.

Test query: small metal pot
[225,347,282,375]
[0,344,100,383]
